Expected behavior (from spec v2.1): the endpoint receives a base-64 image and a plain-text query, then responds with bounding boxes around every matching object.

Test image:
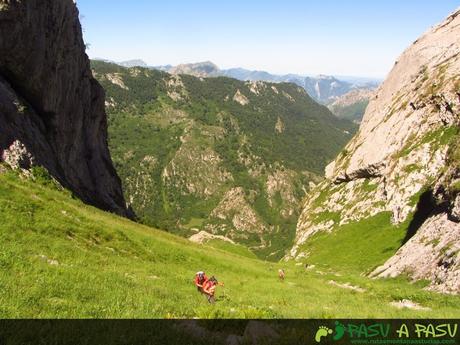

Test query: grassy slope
[300,212,408,274]
[1,169,459,318]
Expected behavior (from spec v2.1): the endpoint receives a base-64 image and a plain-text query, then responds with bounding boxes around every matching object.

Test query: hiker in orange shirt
[194,271,208,294]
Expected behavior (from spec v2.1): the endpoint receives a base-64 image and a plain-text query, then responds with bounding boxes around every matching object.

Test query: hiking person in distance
[278,269,285,281]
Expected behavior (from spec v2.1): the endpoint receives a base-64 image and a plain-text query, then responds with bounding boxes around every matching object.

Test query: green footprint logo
[315,326,333,343]
[333,321,346,341]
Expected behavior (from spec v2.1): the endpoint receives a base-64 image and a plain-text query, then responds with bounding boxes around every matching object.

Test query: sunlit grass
[0,169,459,318]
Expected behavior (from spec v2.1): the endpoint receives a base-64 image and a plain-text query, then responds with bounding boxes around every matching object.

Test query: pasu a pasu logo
[314,321,458,343]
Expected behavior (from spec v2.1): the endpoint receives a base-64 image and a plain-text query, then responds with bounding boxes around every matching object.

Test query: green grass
[313,211,341,225]
[395,126,458,159]
[206,240,258,260]
[183,217,205,229]
[451,180,460,193]
[1,170,459,318]
[299,212,406,274]
[403,163,421,174]
[447,132,460,166]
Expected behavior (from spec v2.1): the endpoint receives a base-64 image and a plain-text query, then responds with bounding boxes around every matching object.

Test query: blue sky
[77,0,459,78]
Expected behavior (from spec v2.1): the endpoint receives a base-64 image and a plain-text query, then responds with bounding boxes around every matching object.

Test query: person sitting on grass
[194,271,208,294]
[202,276,224,304]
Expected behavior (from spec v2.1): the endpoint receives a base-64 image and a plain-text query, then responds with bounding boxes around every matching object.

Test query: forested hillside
[92,61,356,259]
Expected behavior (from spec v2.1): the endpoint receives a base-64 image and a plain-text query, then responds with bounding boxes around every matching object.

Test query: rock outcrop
[0,0,130,216]
[371,213,460,294]
[204,187,273,248]
[291,9,460,293]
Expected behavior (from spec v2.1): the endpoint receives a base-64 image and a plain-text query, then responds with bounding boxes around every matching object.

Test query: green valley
[91,61,356,260]
[2,0,460,324]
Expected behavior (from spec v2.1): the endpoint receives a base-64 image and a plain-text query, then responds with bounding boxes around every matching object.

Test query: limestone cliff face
[0,0,130,216]
[326,10,460,180]
[292,9,460,293]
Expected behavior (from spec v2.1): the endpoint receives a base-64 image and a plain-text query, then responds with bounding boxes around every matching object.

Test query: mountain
[296,75,356,104]
[328,88,375,123]
[109,59,380,104]
[220,67,280,82]
[123,60,221,77]
[169,61,220,77]
[0,0,130,216]
[119,59,149,68]
[221,70,363,104]
[290,9,460,294]
[91,60,356,259]
[1,0,459,319]
[199,65,379,104]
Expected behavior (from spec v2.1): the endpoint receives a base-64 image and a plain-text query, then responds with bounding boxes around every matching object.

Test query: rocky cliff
[291,9,460,293]
[0,0,129,216]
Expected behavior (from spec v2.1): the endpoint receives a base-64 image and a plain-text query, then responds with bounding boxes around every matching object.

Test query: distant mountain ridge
[111,59,380,104]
